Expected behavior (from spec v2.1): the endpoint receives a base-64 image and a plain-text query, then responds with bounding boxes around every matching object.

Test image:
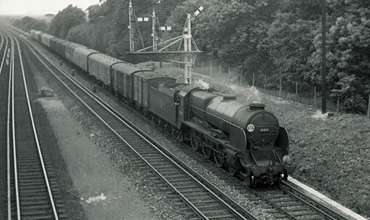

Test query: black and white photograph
[0,0,369,219]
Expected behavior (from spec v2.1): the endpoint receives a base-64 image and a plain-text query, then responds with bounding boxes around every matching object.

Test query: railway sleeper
[195,203,224,210]
[185,193,212,199]
[175,185,200,190]
[20,200,64,206]
[18,182,59,187]
[179,188,204,194]
[20,194,63,200]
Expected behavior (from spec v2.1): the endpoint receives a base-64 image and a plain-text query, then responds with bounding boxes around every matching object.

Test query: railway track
[0,27,11,220]
[23,31,356,220]
[279,181,347,219]
[191,168,348,220]
[5,33,67,220]
[25,33,258,220]
[254,185,338,220]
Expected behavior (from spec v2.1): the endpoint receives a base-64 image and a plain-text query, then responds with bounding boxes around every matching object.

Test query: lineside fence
[193,61,370,118]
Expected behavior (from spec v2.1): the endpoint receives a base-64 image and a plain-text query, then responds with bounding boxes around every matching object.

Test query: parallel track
[6,32,67,220]
[251,181,347,220]
[25,33,258,220]
[279,181,347,220]
[0,26,11,220]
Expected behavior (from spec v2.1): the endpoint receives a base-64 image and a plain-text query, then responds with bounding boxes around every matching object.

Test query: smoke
[229,84,262,103]
[246,86,263,103]
[194,79,210,90]
[311,110,333,120]
[191,72,264,104]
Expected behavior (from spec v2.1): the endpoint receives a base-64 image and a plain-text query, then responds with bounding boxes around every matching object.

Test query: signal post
[127,1,202,84]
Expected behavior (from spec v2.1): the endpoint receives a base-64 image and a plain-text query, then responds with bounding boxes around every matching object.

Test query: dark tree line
[14,0,370,113]
[13,16,48,32]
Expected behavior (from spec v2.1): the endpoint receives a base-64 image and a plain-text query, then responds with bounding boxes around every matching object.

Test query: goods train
[30,30,294,187]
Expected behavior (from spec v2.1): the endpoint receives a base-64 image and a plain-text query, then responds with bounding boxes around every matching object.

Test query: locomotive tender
[30,30,293,187]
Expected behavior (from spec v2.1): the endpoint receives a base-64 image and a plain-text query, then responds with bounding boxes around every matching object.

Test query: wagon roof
[74,47,98,55]
[31,30,41,34]
[89,53,122,66]
[111,62,149,75]
[61,40,82,48]
[41,33,54,39]
[135,71,176,80]
[50,37,63,42]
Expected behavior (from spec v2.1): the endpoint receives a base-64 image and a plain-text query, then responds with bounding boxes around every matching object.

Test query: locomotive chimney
[249,103,265,110]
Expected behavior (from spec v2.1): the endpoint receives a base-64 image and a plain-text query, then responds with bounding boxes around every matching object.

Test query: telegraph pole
[129,0,134,52]
[321,0,327,113]
[184,13,192,84]
[152,10,157,52]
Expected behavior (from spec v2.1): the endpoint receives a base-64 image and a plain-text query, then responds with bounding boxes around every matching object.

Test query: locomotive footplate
[251,164,284,177]
[240,164,287,186]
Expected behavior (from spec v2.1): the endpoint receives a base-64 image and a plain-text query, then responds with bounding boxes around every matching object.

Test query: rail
[6,30,63,220]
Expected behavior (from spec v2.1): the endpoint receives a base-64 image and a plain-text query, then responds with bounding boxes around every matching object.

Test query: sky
[0,0,101,16]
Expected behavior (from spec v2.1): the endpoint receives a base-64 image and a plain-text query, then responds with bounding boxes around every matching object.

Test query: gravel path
[37,97,157,220]
[32,58,159,220]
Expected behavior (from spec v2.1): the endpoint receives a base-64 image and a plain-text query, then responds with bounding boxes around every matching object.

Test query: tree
[166,0,280,75]
[67,23,94,46]
[266,11,318,83]
[49,5,86,38]
[13,16,47,32]
[324,0,370,113]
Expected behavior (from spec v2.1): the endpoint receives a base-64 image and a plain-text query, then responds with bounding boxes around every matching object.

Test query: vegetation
[14,0,370,114]
[13,16,48,32]
[48,5,86,39]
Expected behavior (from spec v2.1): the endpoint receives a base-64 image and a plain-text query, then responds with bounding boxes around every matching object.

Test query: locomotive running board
[182,121,240,152]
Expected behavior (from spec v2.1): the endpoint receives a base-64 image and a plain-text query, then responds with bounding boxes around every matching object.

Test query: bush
[342,94,367,114]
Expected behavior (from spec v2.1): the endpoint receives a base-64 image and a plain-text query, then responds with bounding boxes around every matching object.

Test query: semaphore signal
[127,0,203,84]
[137,17,149,22]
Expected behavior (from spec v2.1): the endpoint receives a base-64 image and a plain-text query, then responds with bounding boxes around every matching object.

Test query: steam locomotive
[30,30,293,187]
